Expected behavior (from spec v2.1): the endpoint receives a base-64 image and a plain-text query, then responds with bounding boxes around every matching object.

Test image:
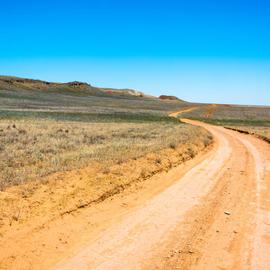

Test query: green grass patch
[188,117,270,127]
[0,110,180,124]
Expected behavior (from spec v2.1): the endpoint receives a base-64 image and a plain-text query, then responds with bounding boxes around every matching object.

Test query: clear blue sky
[0,0,270,105]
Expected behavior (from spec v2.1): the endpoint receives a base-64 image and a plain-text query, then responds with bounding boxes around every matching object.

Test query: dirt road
[51,120,270,270]
[168,107,199,118]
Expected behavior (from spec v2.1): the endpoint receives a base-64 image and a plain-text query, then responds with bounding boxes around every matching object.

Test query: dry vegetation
[0,76,217,259]
[0,119,212,190]
[0,76,214,269]
[0,76,188,115]
[181,104,270,121]
[240,126,270,139]
[225,126,270,142]
[0,76,214,232]
[0,118,212,232]
[180,104,270,143]
[0,76,269,270]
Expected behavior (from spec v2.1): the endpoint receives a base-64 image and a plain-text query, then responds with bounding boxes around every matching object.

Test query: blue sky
[0,0,270,105]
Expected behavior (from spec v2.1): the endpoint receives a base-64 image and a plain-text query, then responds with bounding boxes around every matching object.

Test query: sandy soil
[1,120,270,270]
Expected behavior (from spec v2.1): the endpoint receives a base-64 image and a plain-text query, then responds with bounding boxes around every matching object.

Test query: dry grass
[0,84,188,115]
[0,119,212,190]
[0,79,212,231]
[226,126,270,141]
[181,104,270,121]
[181,105,270,143]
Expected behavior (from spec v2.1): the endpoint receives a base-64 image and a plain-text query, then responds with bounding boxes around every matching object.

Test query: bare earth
[49,120,270,270]
[1,119,269,270]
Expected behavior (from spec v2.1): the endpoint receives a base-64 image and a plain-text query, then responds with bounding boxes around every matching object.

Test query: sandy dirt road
[168,107,199,118]
[51,120,270,270]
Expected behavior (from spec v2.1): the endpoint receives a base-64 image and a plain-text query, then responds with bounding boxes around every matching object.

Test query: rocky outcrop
[159,95,180,101]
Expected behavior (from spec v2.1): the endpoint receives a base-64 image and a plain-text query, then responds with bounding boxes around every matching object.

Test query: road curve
[52,120,270,270]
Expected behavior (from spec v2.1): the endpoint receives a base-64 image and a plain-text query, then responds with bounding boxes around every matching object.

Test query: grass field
[0,76,215,232]
[181,104,270,121]
[0,115,213,230]
[184,117,270,127]
[0,76,214,193]
[0,76,189,115]
[180,104,270,143]
[1,77,269,193]
[1,75,269,250]
[0,77,216,232]
[0,118,212,190]
[0,110,181,122]
[0,89,188,115]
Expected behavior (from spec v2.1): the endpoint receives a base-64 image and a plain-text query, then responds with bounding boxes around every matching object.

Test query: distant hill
[0,75,188,116]
[0,76,146,98]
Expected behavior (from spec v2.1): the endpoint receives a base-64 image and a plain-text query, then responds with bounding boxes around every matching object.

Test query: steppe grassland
[227,125,270,141]
[180,105,270,142]
[181,105,270,121]
[0,118,212,190]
